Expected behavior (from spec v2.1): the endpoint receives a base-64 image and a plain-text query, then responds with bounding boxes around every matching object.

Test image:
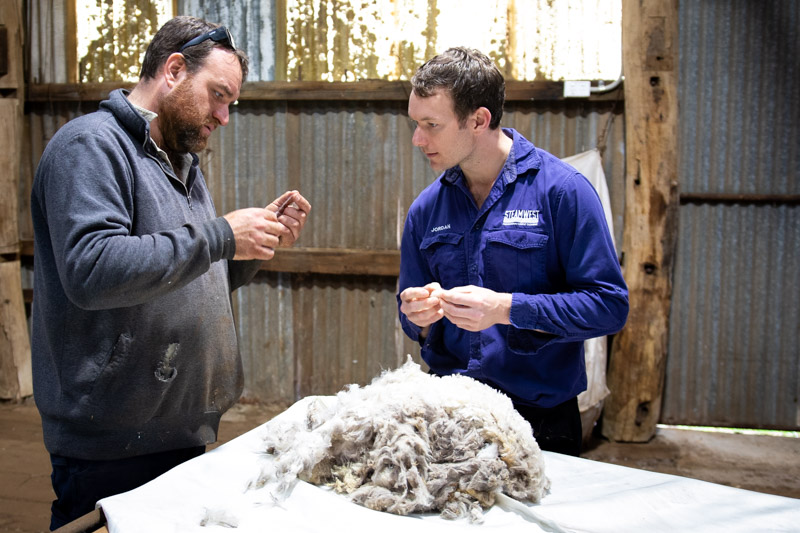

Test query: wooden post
[0,0,33,400]
[602,0,679,441]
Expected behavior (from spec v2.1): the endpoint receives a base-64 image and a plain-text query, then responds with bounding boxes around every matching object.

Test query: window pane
[77,0,173,82]
[285,0,621,82]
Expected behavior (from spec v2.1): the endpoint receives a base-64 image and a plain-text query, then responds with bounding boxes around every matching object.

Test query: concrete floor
[2,400,798,533]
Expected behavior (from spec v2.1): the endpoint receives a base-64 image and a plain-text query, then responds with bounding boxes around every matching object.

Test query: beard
[158,77,212,154]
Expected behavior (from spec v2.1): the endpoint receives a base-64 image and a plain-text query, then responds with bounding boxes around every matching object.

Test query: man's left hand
[267,190,311,247]
[438,285,512,332]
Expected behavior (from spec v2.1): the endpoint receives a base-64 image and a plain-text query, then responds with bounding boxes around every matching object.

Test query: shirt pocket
[420,232,468,288]
[485,230,549,293]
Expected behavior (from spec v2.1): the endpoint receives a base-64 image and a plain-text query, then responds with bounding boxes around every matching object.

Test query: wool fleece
[253,358,550,522]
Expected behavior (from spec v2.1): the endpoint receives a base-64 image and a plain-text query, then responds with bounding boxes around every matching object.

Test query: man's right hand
[399,282,446,338]
[223,207,285,260]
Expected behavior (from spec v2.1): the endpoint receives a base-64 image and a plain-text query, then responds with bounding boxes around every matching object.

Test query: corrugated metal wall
[22,1,625,408]
[663,0,800,429]
[21,0,800,425]
[27,0,69,83]
[196,99,623,404]
[179,0,278,81]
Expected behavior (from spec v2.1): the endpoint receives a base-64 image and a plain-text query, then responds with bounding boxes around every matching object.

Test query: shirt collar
[440,127,542,187]
[503,128,542,179]
[130,101,158,123]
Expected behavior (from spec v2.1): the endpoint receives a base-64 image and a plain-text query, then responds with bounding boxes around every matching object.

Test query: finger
[424,281,442,293]
[401,296,438,315]
[268,191,297,215]
[401,287,433,302]
[438,289,477,307]
[260,224,283,248]
[259,246,276,260]
[288,192,311,214]
[278,209,303,235]
[261,208,279,223]
[277,225,296,247]
[440,299,474,319]
[417,307,444,325]
[405,306,443,327]
[430,287,446,300]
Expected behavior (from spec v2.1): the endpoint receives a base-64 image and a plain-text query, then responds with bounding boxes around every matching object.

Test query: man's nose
[213,104,230,126]
[412,126,424,147]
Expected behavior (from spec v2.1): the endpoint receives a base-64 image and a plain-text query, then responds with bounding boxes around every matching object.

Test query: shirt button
[470,264,478,273]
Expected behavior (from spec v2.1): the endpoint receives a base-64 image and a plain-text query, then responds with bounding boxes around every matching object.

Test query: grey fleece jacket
[30,89,261,460]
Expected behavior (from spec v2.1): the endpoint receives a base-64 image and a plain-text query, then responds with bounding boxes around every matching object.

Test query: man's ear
[473,107,492,132]
[163,52,188,88]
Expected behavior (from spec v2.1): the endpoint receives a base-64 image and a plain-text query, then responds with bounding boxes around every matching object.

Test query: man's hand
[399,282,446,338]
[223,207,285,260]
[267,190,311,247]
[438,285,512,332]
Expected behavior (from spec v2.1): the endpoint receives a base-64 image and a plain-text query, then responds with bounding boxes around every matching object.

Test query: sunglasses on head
[179,26,236,52]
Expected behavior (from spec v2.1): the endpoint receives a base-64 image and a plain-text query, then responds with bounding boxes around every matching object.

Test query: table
[97,396,800,532]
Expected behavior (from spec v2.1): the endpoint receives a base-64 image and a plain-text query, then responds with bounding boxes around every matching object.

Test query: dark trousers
[49,445,205,530]
[514,396,583,456]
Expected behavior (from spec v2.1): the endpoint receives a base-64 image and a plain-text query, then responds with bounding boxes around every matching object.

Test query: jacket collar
[100,89,151,148]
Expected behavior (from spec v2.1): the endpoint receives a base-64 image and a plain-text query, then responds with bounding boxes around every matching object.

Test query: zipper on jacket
[144,150,194,209]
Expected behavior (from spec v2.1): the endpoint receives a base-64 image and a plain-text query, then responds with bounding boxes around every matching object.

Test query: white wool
[253,357,550,522]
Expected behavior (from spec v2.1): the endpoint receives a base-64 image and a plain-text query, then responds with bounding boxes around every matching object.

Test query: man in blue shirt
[398,47,628,456]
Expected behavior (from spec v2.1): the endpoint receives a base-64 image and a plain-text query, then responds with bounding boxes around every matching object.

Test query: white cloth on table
[99,396,800,533]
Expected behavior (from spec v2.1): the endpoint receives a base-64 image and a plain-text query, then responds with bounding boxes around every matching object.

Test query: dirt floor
[1,400,798,533]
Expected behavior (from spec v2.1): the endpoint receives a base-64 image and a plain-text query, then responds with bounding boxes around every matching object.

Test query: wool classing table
[94,396,800,533]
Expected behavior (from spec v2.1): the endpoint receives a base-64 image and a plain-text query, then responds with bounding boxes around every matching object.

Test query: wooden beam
[602,0,679,442]
[0,1,22,91]
[26,80,624,103]
[65,0,78,83]
[274,0,287,81]
[21,240,400,277]
[0,0,32,401]
[20,239,34,257]
[260,248,400,277]
[680,193,800,206]
[0,260,32,400]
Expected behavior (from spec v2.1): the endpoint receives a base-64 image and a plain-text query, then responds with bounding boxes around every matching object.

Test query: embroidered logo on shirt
[431,224,451,233]
[503,210,540,227]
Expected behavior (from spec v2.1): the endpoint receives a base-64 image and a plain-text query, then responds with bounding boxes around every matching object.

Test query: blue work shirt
[398,129,628,408]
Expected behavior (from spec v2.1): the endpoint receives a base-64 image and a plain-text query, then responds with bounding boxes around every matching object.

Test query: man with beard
[30,16,310,529]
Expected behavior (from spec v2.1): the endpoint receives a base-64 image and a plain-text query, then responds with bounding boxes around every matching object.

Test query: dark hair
[411,47,505,129]
[139,16,249,82]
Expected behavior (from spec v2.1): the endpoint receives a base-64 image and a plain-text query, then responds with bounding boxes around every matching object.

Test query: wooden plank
[261,248,400,276]
[26,81,135,101]
[274,0,287,81]
[21,241,400,276]
[65,0,78,83]
[0,259,32,400]
[0,0,23,90]
[26,80,624,103]
[680,193,800,206]
[0,0,32,401]
[0,26,7,77]
[0,98,20,251]
[19,239,33,257]
[602,0,679,442]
